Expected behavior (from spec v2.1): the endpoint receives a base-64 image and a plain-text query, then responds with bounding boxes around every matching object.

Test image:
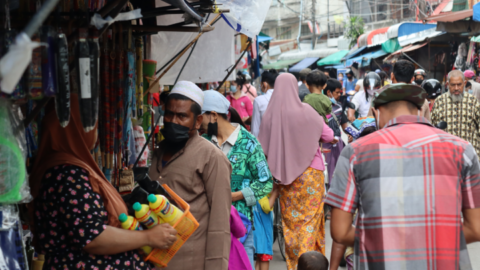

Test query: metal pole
[296,0,303,51]
[327,0,330,39]
[311,0,316,50]
[428,40,431,74]
[23,0,62,37]
[216,41,251,91]
[402,52,425,70]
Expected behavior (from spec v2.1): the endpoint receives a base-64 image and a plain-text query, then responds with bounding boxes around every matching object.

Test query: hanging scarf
[29,93,128,249]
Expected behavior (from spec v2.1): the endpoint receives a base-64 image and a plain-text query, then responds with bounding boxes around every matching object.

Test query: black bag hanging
[54,31,71,127]
[88,29,100,129]
[75,28,94,132]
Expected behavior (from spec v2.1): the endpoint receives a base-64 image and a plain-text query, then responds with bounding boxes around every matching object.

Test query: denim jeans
[243,229,255,269]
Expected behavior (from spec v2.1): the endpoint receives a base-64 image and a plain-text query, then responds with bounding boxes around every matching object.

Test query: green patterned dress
[203,126,273,221]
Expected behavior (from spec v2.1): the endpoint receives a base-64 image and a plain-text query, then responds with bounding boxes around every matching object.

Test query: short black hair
[235,71,247,88]
[166,93,202,118]
[306,70,328,88]
[381,100,419,112]
[324,79,342,95]
[261,69,278,88]
[466,81,472,88]
[393,60,415,83]
[359,126,377,138]
[160,91,170,104]
[297,251,329,270]
[379,71,389,81]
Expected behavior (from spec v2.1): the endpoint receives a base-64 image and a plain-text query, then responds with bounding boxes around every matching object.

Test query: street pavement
[269,220,480,270]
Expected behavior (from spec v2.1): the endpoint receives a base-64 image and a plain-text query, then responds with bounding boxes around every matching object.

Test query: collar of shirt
[384,115,432,129]
[266,89,274,95]
[211,123,241,152]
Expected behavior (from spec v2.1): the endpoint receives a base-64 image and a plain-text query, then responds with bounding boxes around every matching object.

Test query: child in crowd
[303,70,332,122]
[297,251,329,270]
[253,186,279,270]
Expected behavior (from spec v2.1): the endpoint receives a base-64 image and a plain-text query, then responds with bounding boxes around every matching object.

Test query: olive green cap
[372,83,427,109]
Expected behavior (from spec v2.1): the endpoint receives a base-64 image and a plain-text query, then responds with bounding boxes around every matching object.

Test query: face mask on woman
[367,88,375,97]
[230,85,237,93]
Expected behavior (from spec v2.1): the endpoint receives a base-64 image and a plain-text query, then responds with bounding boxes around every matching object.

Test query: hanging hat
[202,90,230,114]
[170,81,204,108]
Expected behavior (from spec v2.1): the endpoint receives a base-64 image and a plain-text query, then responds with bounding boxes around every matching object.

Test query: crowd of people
[29,57,480,270]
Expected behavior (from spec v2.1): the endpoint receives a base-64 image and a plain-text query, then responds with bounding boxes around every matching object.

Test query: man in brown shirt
[149,81,232,270]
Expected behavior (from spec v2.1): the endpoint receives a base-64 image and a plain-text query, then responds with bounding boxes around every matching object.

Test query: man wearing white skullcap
[149,82,232,270]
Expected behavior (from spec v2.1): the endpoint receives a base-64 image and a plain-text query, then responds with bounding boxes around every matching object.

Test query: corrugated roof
[423,9,473,22]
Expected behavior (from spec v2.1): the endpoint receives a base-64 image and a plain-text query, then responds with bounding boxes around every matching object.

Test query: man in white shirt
[251,70,279,137]
[348,72,382,120]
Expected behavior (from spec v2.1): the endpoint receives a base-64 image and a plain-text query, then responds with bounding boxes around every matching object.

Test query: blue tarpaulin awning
[288,57,320,73]
[344,49,388,67]
[324,64,346,69]
[342,46,367,61]
[258,35,273,43]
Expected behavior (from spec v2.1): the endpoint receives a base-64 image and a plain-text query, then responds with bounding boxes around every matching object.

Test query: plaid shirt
[325,115,480,270]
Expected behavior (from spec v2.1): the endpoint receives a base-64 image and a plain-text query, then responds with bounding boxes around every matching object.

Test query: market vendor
[29,94,178,270]
[149,81,232,270]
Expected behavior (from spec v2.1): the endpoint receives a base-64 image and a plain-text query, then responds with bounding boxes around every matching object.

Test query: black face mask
[161,122,190,143]
[415,79,424,85]
[207,122,218,137]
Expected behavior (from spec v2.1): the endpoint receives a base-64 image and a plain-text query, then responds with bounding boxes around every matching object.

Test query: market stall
[0,0,261,268]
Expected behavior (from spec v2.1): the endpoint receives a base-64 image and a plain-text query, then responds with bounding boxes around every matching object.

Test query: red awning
[432,0,452,16]
[384,42,428,63]
[423,9,472,22]
[367,27,390,46]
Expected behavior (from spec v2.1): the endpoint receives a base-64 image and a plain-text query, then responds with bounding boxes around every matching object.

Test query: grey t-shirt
[298,83,310,101]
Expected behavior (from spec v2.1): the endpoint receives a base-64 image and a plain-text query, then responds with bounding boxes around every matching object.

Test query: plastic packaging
[118,213,152,255]
[0,205,28,270]
[217,0,272,38]
[0,98,31,204]
[148,194,194,235]
[0,32,45,94]
[40,26,56,97]
[132,202,163,229]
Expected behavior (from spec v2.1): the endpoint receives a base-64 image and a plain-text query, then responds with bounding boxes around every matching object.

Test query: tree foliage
[344,16,365,48]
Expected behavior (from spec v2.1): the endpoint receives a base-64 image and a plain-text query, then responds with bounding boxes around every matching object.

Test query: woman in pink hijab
[258,73,334,270]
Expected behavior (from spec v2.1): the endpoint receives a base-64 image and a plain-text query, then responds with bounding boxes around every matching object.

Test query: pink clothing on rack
[227,94,253,119]
[133,125,149,167]
[242,84,257,104]
[309,122,334,171]
[229,206,252,270]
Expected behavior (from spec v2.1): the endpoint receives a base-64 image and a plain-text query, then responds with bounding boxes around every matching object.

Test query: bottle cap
[148,194,157,203]
[132,202,142,211]
[119,213,128,223]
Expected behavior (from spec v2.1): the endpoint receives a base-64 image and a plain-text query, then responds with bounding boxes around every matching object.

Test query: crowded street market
[2,0,480,270]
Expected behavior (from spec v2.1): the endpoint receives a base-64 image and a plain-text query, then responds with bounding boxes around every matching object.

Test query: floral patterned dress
[34,164,153,270]
[279,167,326,270]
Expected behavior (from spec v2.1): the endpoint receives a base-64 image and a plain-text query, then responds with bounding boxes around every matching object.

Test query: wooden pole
[131,25,214,33]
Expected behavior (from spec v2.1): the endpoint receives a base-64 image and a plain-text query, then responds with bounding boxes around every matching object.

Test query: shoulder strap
[245,85,254,96]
